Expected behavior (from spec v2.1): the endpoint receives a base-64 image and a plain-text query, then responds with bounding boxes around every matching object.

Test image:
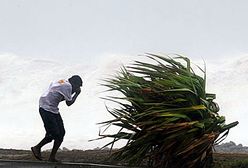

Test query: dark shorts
[39,107,65,141]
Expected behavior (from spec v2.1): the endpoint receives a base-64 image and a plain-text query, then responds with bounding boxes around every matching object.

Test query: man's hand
[66,87,81,106]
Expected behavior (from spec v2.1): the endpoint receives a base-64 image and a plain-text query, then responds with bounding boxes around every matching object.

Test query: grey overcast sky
[1,0,248,63]
[1,0,248,149]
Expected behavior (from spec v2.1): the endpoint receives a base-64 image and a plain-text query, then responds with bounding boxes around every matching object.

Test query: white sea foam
[0,53,247,149]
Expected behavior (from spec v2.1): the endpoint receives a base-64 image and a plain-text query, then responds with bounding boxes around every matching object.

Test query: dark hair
[69,75,83,86]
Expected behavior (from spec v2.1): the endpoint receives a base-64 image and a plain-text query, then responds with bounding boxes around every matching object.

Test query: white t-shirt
[39,79,72,114]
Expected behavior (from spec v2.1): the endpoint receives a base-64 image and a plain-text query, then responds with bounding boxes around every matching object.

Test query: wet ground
[0,149,113,164]
[0,149,139,168]
[0,160,130,168]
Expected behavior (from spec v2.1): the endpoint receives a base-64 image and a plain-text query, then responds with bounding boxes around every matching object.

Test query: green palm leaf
[97,54,238,168]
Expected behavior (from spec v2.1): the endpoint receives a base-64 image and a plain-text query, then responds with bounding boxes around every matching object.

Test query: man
[31,75,82,162]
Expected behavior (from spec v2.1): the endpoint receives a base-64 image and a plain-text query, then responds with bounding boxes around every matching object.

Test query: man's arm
[66,88,81,106]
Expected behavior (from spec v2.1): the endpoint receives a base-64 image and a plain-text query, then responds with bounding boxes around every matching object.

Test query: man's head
[68,75,83,93]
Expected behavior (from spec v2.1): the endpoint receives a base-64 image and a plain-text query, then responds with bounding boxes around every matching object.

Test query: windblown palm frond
[98,54,238,168]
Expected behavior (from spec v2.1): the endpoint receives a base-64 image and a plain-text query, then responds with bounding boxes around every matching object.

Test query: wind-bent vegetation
[98,54,238,168]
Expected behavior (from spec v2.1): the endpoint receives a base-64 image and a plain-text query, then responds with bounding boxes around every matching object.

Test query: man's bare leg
[31,136,52,160]
[48,139,63,162]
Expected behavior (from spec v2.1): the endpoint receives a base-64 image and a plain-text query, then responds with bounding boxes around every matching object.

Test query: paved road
[0,160,132,168]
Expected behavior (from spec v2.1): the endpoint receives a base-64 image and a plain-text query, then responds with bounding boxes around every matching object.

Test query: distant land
[1,141,247,155]
[214,141,248,153]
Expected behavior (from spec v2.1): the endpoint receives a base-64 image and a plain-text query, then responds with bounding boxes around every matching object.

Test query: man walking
[31,75,82,162]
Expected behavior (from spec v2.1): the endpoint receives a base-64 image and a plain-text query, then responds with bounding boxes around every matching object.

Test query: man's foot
[48,158,61,163]
[31,146,42,160]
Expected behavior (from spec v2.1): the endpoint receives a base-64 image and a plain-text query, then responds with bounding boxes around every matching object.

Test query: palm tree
[98,54,238,168]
